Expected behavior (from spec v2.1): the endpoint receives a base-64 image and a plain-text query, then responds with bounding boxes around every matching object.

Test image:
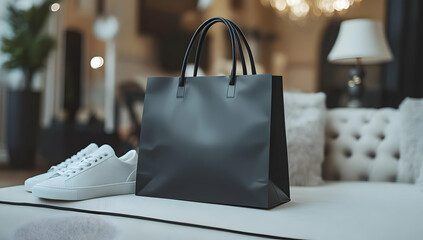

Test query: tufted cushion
[323,108,400,182]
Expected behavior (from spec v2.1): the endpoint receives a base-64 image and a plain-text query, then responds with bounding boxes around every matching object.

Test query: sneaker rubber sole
[32,181,135,200]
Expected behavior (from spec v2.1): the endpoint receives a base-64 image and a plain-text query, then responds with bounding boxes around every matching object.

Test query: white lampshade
[328,19,393,64]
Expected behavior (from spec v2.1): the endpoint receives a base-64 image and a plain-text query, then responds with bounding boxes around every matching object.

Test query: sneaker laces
[59,152,109,177]
[48,150,88,172]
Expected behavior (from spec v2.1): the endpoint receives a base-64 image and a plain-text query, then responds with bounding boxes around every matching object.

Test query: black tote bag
[136,17,290,209]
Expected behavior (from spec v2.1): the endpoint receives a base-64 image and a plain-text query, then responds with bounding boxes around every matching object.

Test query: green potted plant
[1,0,55,168]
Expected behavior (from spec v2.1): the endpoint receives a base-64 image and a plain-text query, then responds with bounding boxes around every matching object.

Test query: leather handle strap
[193,19,247,76]
[227,19,257,75]
[179,17,237,87]
[194,19,256,76]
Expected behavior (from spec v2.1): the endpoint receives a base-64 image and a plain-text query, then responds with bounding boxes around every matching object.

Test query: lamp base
[347,66,365,108]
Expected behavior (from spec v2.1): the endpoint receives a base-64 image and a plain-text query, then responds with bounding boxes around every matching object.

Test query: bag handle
[193,19,247,76]
[179,17,237,87]
[228,20,257,75]
[194,20,256,76]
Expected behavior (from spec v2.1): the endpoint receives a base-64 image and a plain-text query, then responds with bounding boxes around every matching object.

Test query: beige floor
[0,158,49,188]
[0,167,47,188]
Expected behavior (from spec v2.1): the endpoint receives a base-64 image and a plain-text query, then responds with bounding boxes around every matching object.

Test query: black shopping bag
[136,17,290,209]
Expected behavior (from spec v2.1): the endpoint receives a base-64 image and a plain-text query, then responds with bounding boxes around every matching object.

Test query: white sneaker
[24,143,99,192]
[31,145,138,200]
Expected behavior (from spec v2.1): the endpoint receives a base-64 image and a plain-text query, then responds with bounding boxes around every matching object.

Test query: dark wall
[382,0,423,107]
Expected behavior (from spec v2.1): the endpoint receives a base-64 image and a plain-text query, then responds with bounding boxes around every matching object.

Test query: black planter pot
[6,90,41,169]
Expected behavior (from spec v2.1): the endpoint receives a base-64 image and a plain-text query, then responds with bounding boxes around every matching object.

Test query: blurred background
[0,0,422,184]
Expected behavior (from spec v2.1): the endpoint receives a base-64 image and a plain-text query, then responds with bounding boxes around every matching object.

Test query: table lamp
[328,19,393,107]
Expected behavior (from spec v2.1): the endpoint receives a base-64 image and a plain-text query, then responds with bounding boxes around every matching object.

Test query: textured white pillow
[397,98,423,183]
[283,92,326,186]
[418,164,423,191]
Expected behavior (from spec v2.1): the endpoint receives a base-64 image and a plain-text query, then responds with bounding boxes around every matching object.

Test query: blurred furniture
[328,19,393,107]
[38,118,132,166]
[323,108,399,181]
[39,79,145,165]
[1,106,422,240]
[117,81,145,141]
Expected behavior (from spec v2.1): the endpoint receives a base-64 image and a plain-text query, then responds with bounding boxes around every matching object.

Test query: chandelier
[260,0,363,20]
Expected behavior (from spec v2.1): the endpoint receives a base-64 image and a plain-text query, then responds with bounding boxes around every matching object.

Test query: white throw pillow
[397,98,423,183]
[418,164,423,191]
[283,92,326,186]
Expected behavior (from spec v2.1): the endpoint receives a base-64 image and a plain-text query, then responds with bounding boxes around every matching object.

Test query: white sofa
[0,108,422,240]
[323,108,400,182]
